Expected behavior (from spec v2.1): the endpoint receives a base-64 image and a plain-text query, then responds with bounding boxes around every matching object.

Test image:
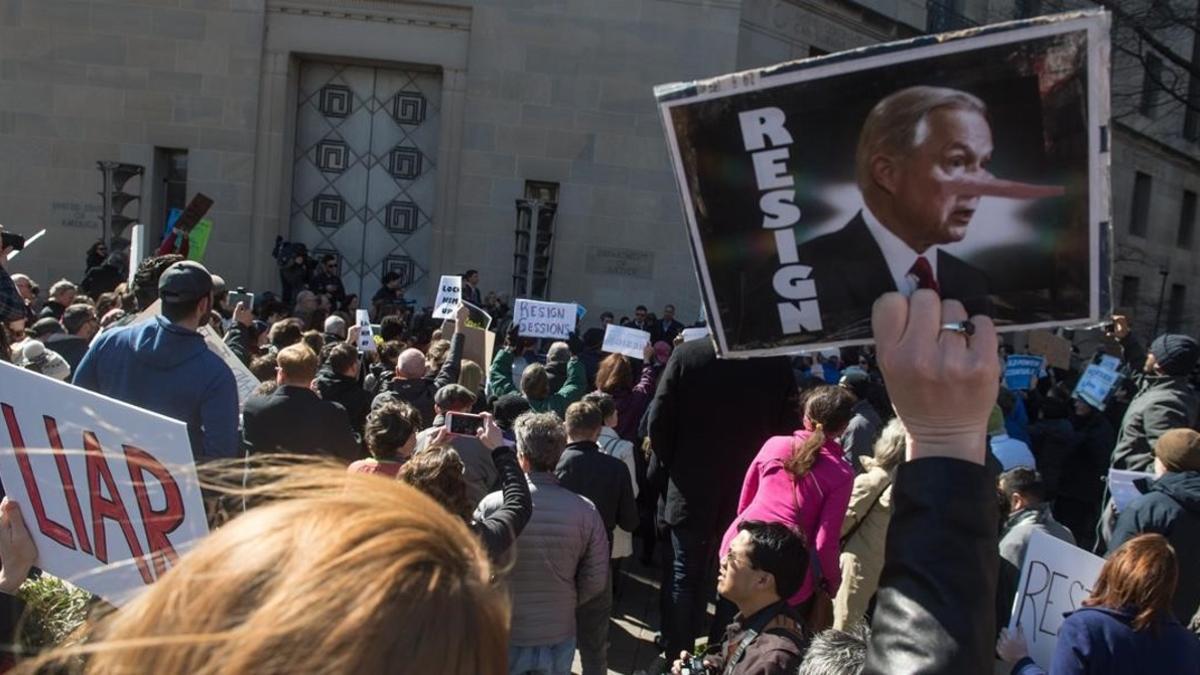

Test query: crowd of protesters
[0,226,1199,675]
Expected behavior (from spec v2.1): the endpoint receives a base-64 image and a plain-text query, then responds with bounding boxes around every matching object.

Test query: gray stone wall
[0,0,264,289]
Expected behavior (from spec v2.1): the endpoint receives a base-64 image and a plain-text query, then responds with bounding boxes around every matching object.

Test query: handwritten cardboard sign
[1074,364,1121,410]
[1028,330,1073,370]
[432,275,462,320]
[1004,355,1044,391]
[0,362,209,605]
[1009,530,1105,670]
[602,324,651,359]
[514,299,578,339]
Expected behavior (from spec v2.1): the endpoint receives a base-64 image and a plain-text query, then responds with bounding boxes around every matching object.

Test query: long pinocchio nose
[947,173,1066,200]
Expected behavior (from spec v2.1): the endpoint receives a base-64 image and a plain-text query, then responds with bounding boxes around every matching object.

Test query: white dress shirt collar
[860,205,939,296]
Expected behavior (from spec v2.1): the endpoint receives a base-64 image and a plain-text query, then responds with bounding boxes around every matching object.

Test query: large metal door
[289,61,441,306]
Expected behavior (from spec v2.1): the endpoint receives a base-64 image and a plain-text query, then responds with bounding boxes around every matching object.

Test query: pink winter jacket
[719,431,855,606]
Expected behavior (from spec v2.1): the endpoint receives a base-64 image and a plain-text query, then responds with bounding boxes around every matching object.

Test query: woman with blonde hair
[833,417,905,629]
[25,464,510,675]
[459,358,487,412]
[997,533,1200,673]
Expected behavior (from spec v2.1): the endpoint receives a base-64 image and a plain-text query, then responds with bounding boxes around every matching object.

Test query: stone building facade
[1,0,1197,332]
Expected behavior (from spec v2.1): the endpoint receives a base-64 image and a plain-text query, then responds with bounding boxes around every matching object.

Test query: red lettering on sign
[84,432,154,584]
[42,416,93,555]
[123,446,184,578]
[1,403,76,550]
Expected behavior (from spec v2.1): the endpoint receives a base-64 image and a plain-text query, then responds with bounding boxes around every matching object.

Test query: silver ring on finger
[939,320,975,337]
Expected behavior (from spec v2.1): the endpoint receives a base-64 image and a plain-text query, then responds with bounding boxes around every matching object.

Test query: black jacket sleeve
[433,332,465,392]
[617,466,639,533]
[864,458,999,675]
[648,352,682,470]
[473,446,532,562]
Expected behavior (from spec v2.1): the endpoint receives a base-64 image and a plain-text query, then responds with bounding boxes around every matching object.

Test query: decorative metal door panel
[290,62,441,307]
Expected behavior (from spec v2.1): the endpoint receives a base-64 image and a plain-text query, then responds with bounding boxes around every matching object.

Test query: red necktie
[908,257,940,294]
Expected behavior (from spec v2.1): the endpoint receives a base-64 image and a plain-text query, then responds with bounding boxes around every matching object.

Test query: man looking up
[671,521,809,675]
[74,261,238,461]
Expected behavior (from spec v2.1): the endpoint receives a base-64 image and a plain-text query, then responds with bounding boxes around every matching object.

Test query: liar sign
[0,361,209,605]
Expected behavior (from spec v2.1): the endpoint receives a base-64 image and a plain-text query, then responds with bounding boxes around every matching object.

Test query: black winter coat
[1110,471,1200,622]
[647,339,798,534]
[556,440,638,548]
[242,385,361,462]
[370,332,463,428]
[863,458,999,674]
[314,367,371,433]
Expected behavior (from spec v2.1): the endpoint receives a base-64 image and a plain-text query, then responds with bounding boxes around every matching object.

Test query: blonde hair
[862,417,906,473]
[24,461,509,674]
[855,85,987,193]
[459,359,484,394]
[276,343,318,382]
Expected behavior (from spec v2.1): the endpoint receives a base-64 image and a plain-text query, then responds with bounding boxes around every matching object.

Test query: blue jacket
[1013,606,1200,675]
[73,316,239,461]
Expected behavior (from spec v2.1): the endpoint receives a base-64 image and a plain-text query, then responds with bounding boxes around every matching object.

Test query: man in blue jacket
[73,261,239,462]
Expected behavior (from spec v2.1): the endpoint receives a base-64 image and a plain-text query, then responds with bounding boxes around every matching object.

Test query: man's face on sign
[878,107,993,252]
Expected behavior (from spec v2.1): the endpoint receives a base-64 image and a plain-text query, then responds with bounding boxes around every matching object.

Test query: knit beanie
[1148,334,1200,377]
[1154,428,1200,473]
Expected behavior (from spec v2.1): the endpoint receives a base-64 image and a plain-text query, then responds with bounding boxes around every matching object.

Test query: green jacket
[489,349,586,417]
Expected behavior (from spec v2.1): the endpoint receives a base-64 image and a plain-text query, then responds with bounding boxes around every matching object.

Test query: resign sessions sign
[0,362,208,605]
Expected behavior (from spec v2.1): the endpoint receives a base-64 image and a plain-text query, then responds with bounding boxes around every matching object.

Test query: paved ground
[569,553,712,675]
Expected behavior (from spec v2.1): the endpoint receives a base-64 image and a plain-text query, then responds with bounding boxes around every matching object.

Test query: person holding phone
[414,384,498,507]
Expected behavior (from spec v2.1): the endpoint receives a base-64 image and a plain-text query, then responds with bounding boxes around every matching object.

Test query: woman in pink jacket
[720,385,858,608]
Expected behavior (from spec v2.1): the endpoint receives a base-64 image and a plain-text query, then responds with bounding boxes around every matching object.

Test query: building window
[1179,190,1196,249]
[1014,0,1041,19]
[1166,283,1186,331]
[1119,275,1141,311]
[153,148,188,236]
[1141,53,1164,117]
[513,181,559,299]
[1130,171,1152,237]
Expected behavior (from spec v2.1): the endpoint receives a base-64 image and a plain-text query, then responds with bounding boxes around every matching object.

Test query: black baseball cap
[158,261,214,303]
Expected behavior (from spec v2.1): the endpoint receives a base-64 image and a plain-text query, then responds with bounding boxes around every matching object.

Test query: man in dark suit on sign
[798,86,996,340]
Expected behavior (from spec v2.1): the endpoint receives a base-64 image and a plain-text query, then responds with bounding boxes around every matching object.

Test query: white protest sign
[127,223,145,287]
[197,326,258,407]
[602,324,651,359]
[1074,364,1121,410]
[681,326,711,343]
[432,275,462,320]
[1108,468,1153,513]
[514,299,578,339]
[355,309,375,353]
[0,361,209,605]
[1009,530,1105,670]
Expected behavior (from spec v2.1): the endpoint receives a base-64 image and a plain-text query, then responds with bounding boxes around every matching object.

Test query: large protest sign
[197,326,258,407]
[1074,364,1121,410]
[432,275,463,320]
[1028,330,1073,370]
[0,362,209,605]
[602,324,651,359]
[656,13,1110,357]
[514,299,578,339]
[1004,355,1044,391]
[1009,530,1105,670]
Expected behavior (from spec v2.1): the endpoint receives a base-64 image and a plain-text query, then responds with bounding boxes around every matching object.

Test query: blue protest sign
[1004,355,1044,391]
[1074,364,1121,411]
